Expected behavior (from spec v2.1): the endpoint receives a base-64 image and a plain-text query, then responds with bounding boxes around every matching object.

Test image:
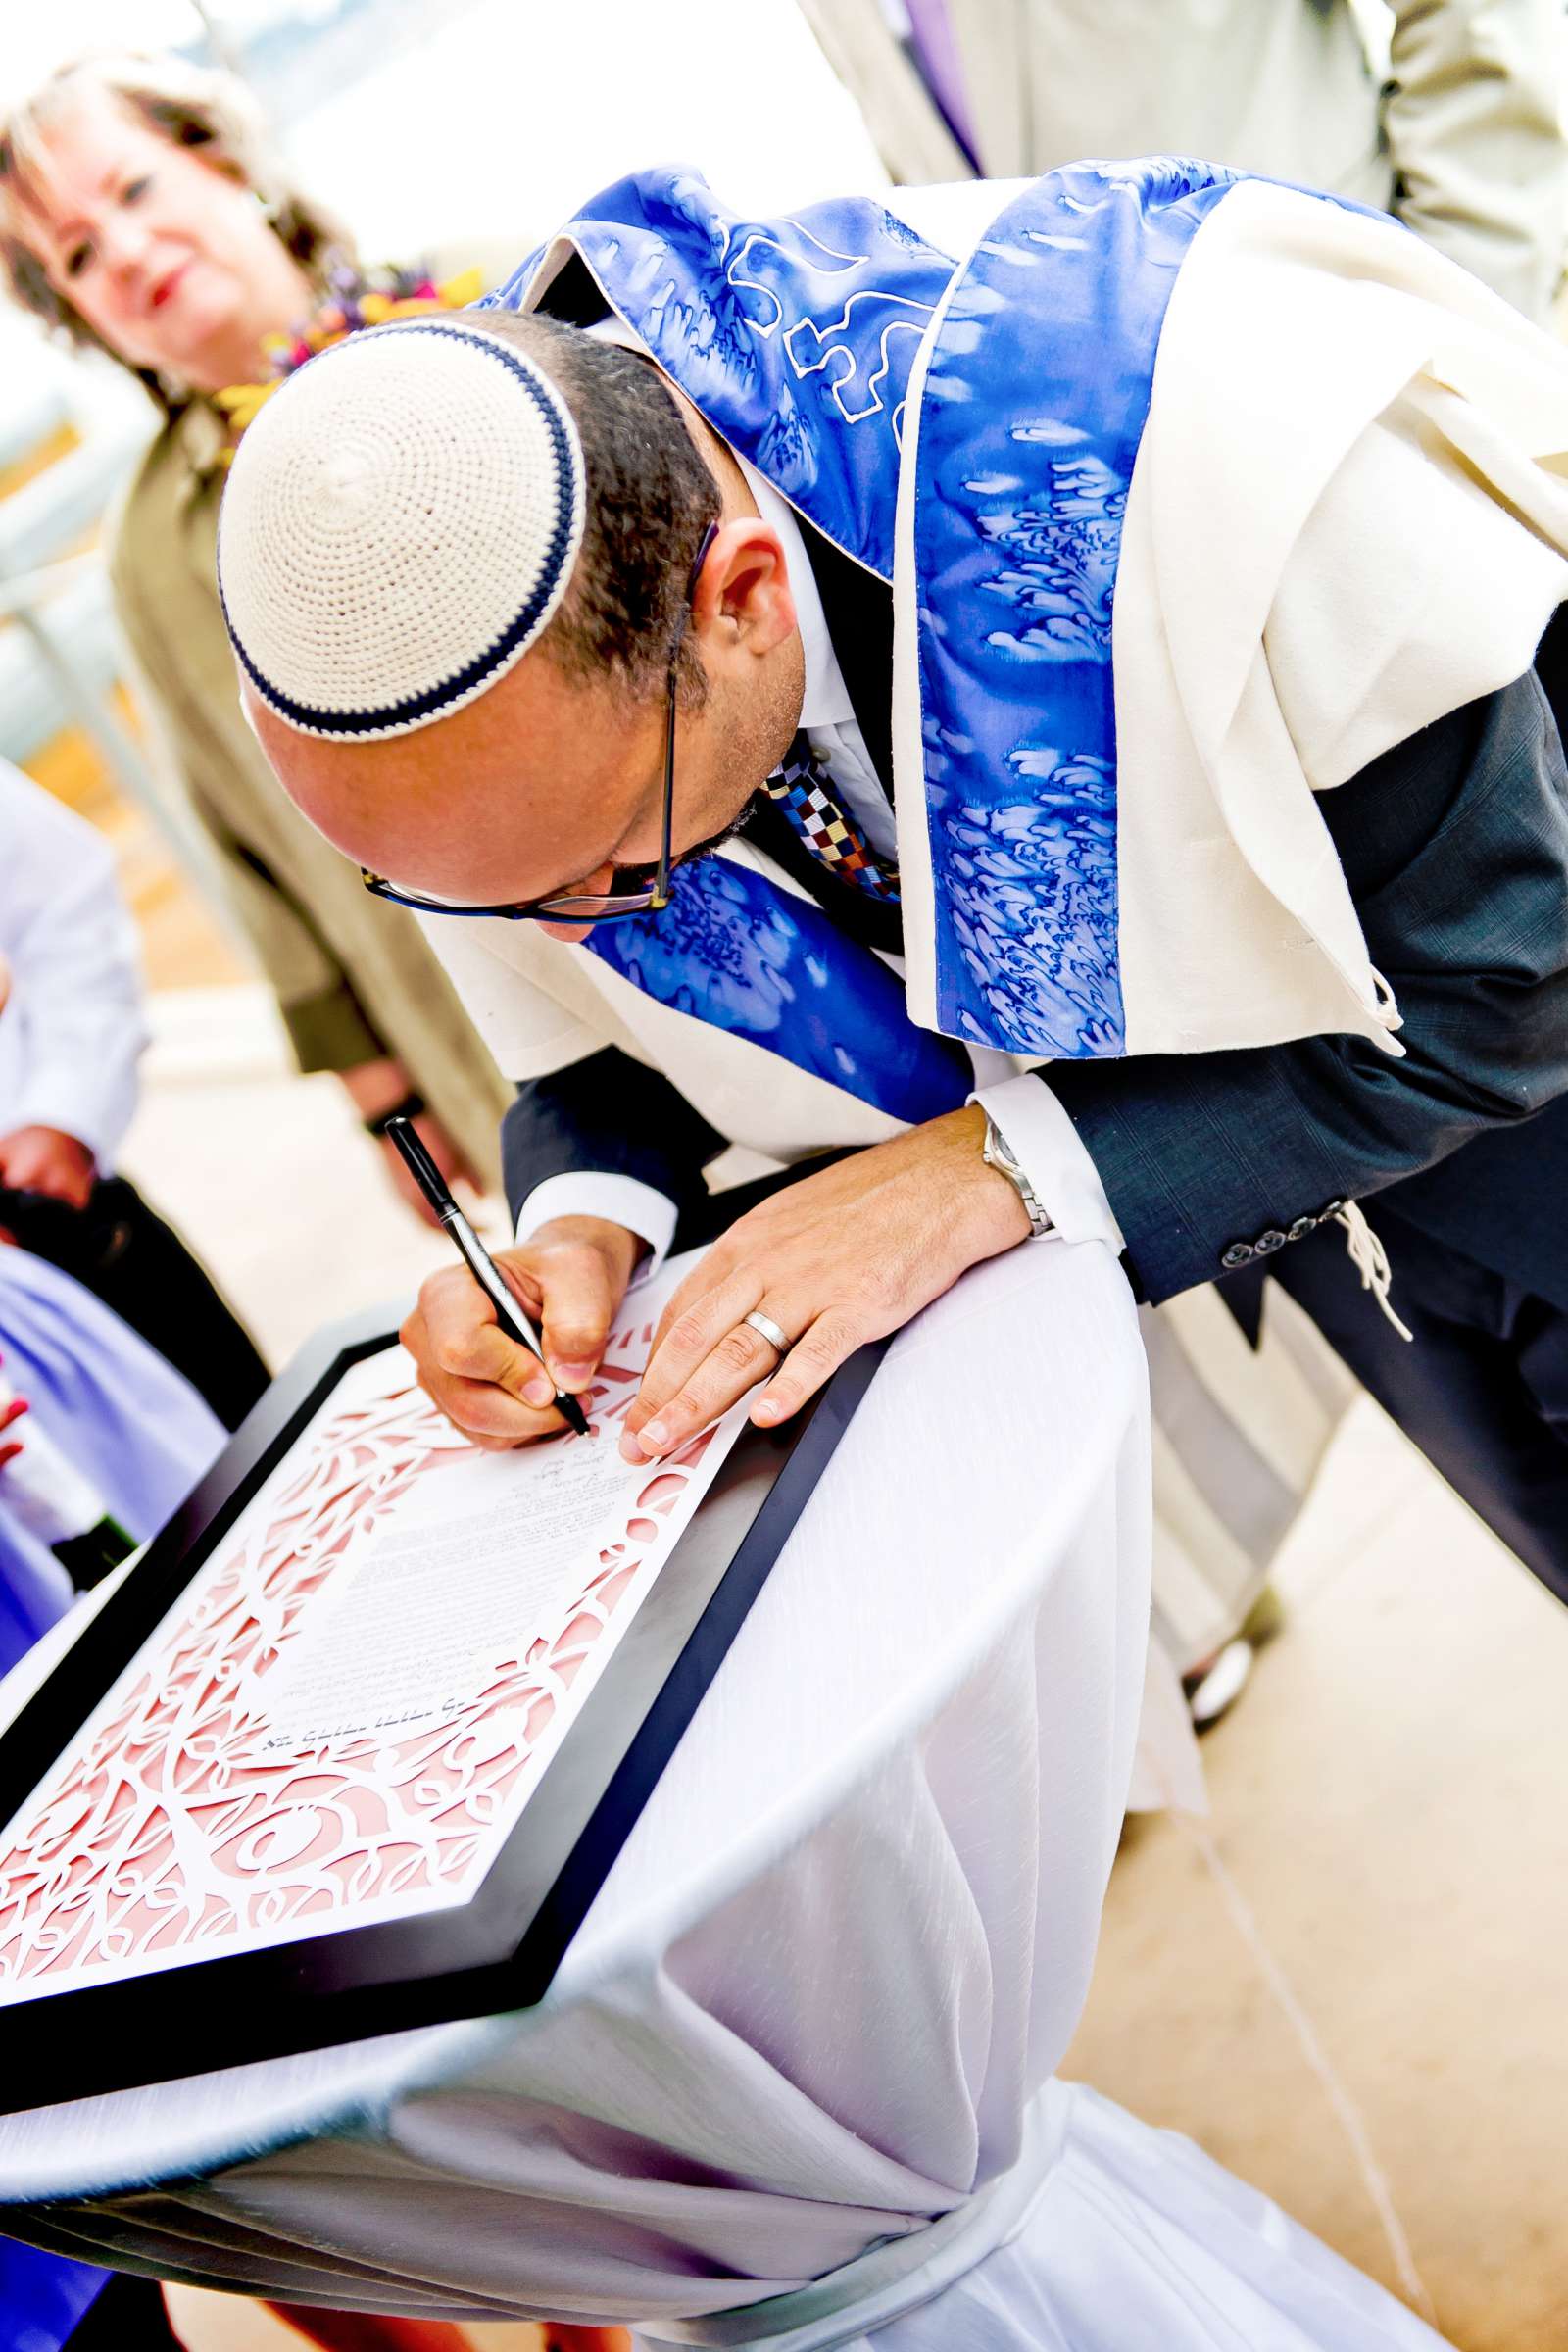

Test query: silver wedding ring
[744,1309,790,1354]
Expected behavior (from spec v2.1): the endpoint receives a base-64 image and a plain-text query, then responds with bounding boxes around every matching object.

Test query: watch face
[986,1130,1019,1180]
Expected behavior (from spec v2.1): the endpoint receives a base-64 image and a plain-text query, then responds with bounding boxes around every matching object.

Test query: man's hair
[472,309,721,703]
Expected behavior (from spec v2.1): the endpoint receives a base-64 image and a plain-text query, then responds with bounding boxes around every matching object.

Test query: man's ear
[694,518,797,658]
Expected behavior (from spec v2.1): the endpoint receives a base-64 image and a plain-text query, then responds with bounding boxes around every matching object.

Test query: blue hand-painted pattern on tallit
[483,161,1241,1069]
[911,160,1236,1057]
[482,168,955,580]
[0,2238,106,2352]
[583,858,974,1126]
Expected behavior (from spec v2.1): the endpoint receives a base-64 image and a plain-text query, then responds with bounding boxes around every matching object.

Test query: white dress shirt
[516,334,1121,1269]
[0,761,147,1169]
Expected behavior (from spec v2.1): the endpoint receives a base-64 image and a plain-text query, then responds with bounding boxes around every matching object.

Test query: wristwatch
[980,1112,1054,1238]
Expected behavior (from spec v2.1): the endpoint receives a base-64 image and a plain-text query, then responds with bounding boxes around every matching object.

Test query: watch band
[981,1112,1054,1238]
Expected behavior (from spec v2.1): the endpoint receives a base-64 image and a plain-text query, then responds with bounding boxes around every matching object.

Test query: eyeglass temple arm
[651,520,720,911]
[653,688,677,910]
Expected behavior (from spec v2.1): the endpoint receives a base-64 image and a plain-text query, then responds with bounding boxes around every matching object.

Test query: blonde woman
[0,53,514,1217]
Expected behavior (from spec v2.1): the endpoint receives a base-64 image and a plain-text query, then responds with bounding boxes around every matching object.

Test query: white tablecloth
[0,1241,1446,2350]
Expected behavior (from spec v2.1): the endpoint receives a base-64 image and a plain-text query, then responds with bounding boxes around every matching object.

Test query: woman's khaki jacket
[109,397,513,1187]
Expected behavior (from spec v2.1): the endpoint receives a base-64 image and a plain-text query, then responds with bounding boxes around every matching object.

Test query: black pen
[385,1116,592,1438]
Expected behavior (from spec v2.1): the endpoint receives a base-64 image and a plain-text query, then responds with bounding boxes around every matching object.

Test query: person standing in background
[800,0,1565,320]
[0,52,515,1219]
[0,760,269,1429]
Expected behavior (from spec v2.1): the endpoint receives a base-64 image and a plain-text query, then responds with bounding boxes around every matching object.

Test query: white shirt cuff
[971,1073,1126,1253]
[7,1086,118,1172]
[514,1172,678,1284]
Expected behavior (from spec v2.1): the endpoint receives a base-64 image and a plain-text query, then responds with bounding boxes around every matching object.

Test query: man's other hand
[338,1057,478,1227]
[400,1215,643,1447]
[620,1103,1032,1461]
[0,1125,95,1210]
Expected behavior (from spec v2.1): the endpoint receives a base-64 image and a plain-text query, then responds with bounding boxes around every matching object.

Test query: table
[0,1241,1446,2351]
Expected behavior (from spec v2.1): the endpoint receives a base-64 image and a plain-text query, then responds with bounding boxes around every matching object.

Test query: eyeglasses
[362,521,720,927]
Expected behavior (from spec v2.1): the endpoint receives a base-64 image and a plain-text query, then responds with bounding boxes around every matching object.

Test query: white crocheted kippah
[217,318,586,739]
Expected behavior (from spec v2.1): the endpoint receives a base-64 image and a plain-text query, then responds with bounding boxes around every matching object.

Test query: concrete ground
[1067,1407,1568,2351]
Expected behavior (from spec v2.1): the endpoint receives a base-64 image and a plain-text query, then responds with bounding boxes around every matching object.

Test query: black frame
[0,1310,884,2113]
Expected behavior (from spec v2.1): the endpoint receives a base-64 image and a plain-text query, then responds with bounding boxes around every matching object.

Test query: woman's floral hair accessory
[214,262,485,445]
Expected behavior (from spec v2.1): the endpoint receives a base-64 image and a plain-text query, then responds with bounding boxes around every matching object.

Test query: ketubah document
[0,1255,750,2005]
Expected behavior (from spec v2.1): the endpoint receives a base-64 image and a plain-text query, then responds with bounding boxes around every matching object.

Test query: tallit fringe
[1332,1202,1414,1343]
[1370,966,1403,1033]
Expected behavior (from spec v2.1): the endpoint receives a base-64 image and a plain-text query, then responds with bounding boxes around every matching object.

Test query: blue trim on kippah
[220,318,581,736]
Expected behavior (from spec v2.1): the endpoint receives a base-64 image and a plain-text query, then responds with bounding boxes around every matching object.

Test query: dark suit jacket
[503,524,1568,1317]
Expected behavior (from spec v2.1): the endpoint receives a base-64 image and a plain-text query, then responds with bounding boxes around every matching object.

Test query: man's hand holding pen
[402,1108,1032,1454]
[401,1216,643,1446]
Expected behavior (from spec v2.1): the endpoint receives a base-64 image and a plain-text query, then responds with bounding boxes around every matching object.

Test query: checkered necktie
[761,734,901,904]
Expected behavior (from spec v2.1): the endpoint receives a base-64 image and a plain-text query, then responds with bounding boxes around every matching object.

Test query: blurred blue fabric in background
[0,1245,225,2343]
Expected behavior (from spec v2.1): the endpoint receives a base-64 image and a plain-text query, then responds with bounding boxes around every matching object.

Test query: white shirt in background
[0,760,147,1170]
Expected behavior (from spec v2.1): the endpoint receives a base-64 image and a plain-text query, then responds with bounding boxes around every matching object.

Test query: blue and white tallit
[480,160,1568,1083]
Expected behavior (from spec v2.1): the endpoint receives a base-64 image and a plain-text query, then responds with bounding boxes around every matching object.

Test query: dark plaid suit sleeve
[502,1048,728,1234]
[1049,671,1568,1304]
